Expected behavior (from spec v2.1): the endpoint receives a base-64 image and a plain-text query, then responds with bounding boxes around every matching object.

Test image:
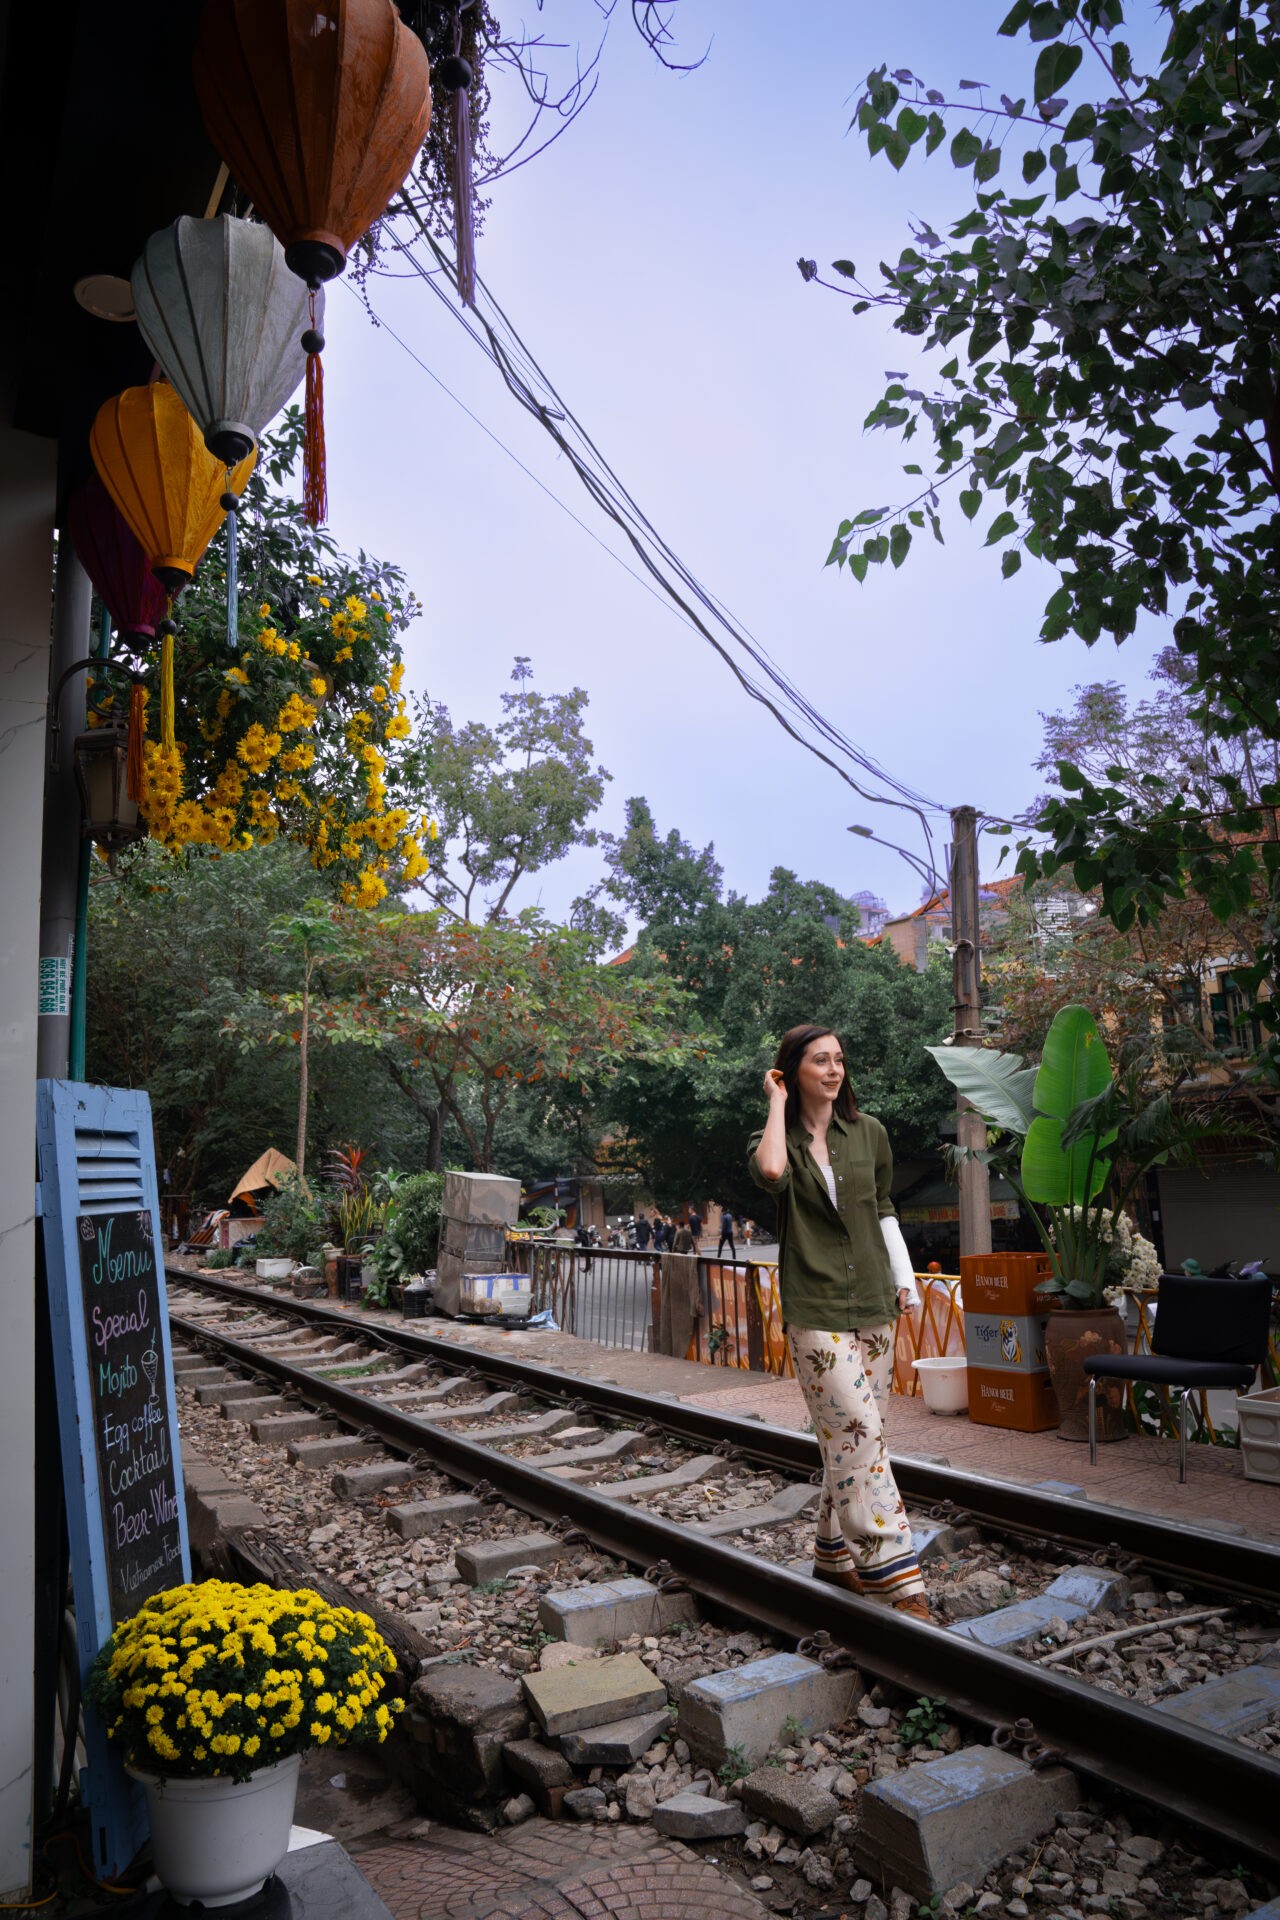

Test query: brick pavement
[680,1376,1280,1544]
[354,1820,770,1920]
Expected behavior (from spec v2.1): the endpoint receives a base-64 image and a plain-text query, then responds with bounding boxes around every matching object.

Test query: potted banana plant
[927,1005,1221,1442]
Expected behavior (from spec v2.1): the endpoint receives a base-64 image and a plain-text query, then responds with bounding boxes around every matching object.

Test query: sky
[321,0,1170,927]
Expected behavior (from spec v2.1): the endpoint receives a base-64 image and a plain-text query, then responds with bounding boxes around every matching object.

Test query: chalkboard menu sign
[36,1080,191,1879]
[77,1208,184,1618]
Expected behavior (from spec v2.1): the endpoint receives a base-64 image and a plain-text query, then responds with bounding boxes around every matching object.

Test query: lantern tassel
[303,294,327,527]
[453,79,476,308]
[160,626,176,752]
[223,476,239,651]
[126,682,147,805]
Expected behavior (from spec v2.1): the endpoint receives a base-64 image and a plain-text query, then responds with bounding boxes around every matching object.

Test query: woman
[748,1024,929,1621]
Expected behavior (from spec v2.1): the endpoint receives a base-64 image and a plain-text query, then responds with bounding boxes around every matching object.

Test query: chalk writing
[78,1211,183,1621]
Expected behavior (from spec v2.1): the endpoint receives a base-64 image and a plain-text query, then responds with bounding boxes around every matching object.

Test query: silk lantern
[193,0,432,521]
[90,383,256,752]
[89,381,255,591]
[67,473,168,653]
[131,215,318,466]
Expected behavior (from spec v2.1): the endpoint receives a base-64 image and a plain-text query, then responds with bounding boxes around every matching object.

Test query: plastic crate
[1237,1385,1280,1484]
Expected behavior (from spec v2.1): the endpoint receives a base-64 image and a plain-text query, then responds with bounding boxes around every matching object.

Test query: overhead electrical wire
[355,195,963,892]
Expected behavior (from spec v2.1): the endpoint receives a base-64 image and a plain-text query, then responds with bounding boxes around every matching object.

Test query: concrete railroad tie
[593,1455,724,1501]
[690,1481,819,1537]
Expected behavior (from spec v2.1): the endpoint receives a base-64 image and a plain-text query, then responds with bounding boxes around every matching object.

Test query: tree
[602,863,953,1210]
[85,842,433,1203]
[594,796,724,930]
[807,0,1280,1070]
[416,657,608,923]
[263,907,356,1173]
[271,907,704,1173]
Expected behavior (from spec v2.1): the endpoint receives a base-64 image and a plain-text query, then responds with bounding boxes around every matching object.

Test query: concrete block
[679,1653,860,1768]
[596,1455,723,1501]
[344,1363,430,1389]
[741,1767,839,1838]
[185,1488,267,1553]
[332,1460,415,1499]
[538,1578,697,1647]
[691,1482,819,1537]
[202,1380,262,1405]
[948,1594,1087,1652]
[422,1391,523,1424]
[288,1436,375,1468]
[387,1494,483,1540]
[397,1377,471,1406]
[466,1409,580,1445]
[456,1533,563,1585]
[560,1708,671,1767]
[221,1395,287,1423]
[1153,1665,1280,1738]
[169,1351,205,1372]
[181,1458,238,1496]
[175,1367,234,1389]
[855,1745,1081,1899]
[650,1791,747,1839]
[1244,1905,1280,1919]
[1042,1565,1130,1613]
[522,1652,667,1737]
[407,1664,529,1814]
[1034,1479,1086,1498]
[910,1521,957,1564]
[249,1412,337,1445]
[502,1737,574,1813]
[529,1431,647,1473]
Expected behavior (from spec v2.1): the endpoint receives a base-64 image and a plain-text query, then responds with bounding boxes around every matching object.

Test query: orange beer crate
[960,1252,1058,1432]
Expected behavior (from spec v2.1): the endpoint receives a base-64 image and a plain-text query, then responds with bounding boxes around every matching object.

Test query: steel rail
[170,1302,1280,1867]
[169,1271,1280,1606]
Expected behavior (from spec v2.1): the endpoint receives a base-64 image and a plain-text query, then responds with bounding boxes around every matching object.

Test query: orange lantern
[193,0,432,291]
[89,382,255,592]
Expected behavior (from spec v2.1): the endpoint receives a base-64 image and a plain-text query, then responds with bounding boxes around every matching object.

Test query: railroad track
[165,1269,1280,1866]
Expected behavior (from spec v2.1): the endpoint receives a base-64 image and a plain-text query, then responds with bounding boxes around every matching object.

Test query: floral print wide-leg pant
[787,1324,926,1603]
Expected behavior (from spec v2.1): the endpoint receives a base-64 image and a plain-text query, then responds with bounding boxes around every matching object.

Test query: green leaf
[959,490,982,520]
[974,144,1002,185]
[1001,549,1022,577]
[985,510,1018,544]
[889,522,912,568]
[898,106,928,145]
[951,128,983,169]
[1022,148,1048,182]
[924,1044,1038,1136]
[1021,1006,1116,1205]
[1033,41,1082,105]
[831,259,857,278]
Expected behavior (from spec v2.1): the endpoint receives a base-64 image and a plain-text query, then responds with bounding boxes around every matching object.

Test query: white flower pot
[912,1356,969,1415]
[128,1754,301,1906]
[255,1257,294,1280]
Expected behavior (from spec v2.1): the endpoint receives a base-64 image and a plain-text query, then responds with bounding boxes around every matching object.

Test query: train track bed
[165,1276,1280,1916]
[173,1383,1280,1920]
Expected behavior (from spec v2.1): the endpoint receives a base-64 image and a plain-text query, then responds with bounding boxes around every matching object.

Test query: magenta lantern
[67,473,169,652]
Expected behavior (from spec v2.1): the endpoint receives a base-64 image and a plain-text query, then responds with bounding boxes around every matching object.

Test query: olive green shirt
[748,1110,898,1331]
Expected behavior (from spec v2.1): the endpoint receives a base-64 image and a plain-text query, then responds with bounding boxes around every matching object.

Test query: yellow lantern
[89,381,255,592]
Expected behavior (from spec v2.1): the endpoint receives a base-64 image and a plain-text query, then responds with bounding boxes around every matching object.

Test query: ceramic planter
[128,1752,300,1905]
[1041,1302,1128,1442]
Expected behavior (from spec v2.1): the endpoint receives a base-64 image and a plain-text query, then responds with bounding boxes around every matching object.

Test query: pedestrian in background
[748,1023,929,1622]
[652,1215,668,1253]
[717,1207,737,1263]
[635,1210,652,1251]
[687,1204,702,1246]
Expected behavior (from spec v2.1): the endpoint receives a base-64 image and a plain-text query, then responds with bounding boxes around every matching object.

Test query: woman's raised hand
[764,1068,787,1104]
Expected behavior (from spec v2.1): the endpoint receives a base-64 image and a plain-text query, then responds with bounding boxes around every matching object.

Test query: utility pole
[950,804,991,1257]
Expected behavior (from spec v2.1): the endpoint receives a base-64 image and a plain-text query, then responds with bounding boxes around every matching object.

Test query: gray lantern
[131,215,321,466]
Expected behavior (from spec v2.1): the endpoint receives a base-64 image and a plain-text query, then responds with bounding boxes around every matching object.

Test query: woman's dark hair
[772,1025,859,1130]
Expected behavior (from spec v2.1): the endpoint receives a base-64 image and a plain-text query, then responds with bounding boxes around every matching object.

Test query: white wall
[0,423,55,1897]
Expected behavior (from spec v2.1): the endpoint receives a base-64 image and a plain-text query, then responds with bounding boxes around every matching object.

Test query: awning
[899,1174,1021,1227]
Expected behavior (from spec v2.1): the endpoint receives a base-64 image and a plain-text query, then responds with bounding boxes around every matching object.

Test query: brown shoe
[813,1563,864,1595]
[892,1594,931,1622]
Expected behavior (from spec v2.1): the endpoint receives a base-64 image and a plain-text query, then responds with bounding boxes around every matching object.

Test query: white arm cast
[879,1215,919,1308]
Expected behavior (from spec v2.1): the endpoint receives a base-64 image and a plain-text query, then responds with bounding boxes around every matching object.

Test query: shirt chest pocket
[835,1159,877,1207]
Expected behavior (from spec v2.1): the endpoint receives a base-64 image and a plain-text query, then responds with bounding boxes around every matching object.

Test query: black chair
[1084,1274,1273,1482]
